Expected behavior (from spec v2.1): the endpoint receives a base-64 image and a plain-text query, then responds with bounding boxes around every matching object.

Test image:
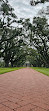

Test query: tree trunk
[5,61,9,67]
[11,61,14,67]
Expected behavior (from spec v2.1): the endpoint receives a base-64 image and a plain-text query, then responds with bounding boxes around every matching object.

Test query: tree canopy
[0,0,49,67]
[30,0,49,6]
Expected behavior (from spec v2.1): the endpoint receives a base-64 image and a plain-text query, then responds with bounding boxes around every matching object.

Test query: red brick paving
[0,68,49,111]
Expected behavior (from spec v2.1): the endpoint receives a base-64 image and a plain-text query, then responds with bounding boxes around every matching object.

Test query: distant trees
[26,48,44,67]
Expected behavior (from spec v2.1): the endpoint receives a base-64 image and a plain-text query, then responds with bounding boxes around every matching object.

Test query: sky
[8,0,49,21]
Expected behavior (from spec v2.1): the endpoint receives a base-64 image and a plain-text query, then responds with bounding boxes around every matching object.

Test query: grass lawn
[32,67,49,76]
[0,67,23,74]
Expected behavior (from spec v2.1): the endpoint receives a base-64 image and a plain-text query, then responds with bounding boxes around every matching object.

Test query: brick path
[0,68,49,111]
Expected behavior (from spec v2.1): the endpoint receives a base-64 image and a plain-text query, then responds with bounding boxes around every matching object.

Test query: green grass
[32,67,49,76]
[0,67,49,76]
[0,67,23,74]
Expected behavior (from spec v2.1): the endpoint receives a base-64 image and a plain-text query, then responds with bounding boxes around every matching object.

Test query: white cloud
[8,0,49,21]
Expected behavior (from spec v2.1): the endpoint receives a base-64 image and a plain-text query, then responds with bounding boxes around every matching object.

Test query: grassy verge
[0,67,23,74]
[32,67,49,76]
